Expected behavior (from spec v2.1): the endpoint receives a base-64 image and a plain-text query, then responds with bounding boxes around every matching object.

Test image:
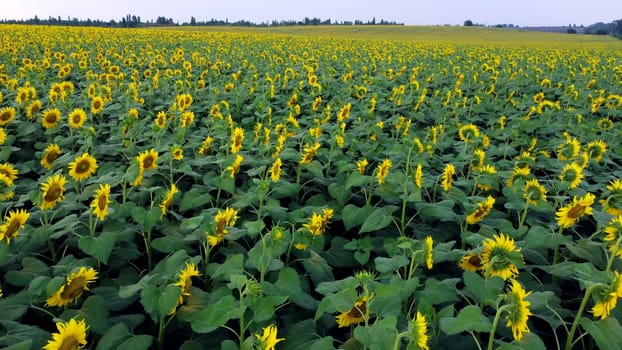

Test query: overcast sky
[2,0,621,27]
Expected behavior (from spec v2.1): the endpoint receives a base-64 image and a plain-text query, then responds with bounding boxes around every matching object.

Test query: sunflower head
[41,108,62,130]
[46,267,98,307]
[523,178,547,205]
[68,108,87,129]
[503,279,533,340]
[255,325,284,350]
[459,253,484,272]
[0,107,16,126]
[90,183,111,221]
[557,137,581,161]
[601,179,622,216]
[335,294,374,328]
[466,196,496,225]
[0,209,30,244]
[91,96,104,115]
[480,233,523,280]
[40,174,68,210]
[42,318,88,350]
[68,153,98,182]
[556,192,596,229]
[41,143,62,170]
[409,311,430,350]
[559,163,584,190]
[585,140,607,162]
[458,124,480,142]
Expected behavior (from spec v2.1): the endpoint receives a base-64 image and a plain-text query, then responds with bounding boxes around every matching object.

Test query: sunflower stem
[565,284,600,350]
[517,202,529,231]
[391,332,408,350]
[553,227,564,266]
[157,317,166,350]
[487,304,511,350]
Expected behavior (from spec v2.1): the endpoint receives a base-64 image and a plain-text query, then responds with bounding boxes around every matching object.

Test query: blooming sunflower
[459,253,484,272]
[0,173,14,200]
[503,279,533,340]
[26,100,42,119]
[414,164,423,189]
[0,128,6,145]
[507,166,532,187]
[230,127,244,154]
[46,267,98,307]
[585,140,607,163]
[480,233,523,280]
[154,111,167,129]
[604,215,622,258]
[41,143,62,170]
[255,325,284,350]
[441,163,455,192]
[226,154,244,178]
[556,192,596,229]
[558,163,584,189]
[171,147,183,161]
[40,174,68,210]
[159,183,179,218]
[466,196,495,225]
[299,142,320,164]
[90,183,111,221]
[597,117,614,131]
[303,208,334,237]
[42,318,88,350]
[91,96,104,115]
[601,179,622,216]
[170,262,201,313]
[409,311,430,350]
[590,271,622,320]
[356,159,368,175]
[68,153,98,182]
[180,111,194,128]
[207,207,239,247]
[458,123,480,142]
[68,108,87,129]
[41,108,62,130]
[424,236,434,270]
[523,178,547,205]
[0,162,18,182]
[336,294,374,328]
[0,208,29,244]
[376,158,392,185]
[137,148,158,172]
[557,137,581,161]
[269,158,282,182]
[0,107,16,126]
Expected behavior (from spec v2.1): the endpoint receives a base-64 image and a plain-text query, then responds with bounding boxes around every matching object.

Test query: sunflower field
[1,24,622,350]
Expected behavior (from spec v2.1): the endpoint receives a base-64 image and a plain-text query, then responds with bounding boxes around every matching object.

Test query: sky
[2,0,621,27]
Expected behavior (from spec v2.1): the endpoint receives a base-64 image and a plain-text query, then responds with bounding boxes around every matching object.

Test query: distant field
[172,24,622,49]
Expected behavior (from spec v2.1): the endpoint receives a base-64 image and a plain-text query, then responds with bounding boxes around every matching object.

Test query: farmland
[0,24,622,350]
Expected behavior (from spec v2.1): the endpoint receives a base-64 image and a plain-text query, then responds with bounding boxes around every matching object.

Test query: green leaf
[0,320,49,348]
[158,284,181,320]
[3,340,32,350]
[180,188,213,211]
[439,305,492,335]
[117,335,153,350]
[140,284,160,323]
[375,255,409,274]
[415,201,456,221]
[360,208,394,233]
[208,254,245,281]
[273,267,318,310]
[463,271,504,304]
[302,250,334,284]
[0,291,29,321]
[189,295,240,333]
[78,295,110,335]
[579,316,622,350]
[314,286,358,321]
[249,295,288,323]
[342,204,374,231]
[78,231,116,264]
[3,257,49,287]
[418,278,460,305]
[96,323,130,350]
[328,182,350,206]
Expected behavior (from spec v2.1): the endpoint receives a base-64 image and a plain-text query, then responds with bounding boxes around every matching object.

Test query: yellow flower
[41,143,62,170]
[42,318,88,350]
[46,267,98,307]
[409,311,430,350]
[68,108,87,129]
[559,163,583,189]
[0,209,29,244]
[466,196,495,225]
[507,166,531,187]
[597,118,614,131]
[226,154,244,178]
[231,127,245,154]
[585,140,607,163]
[601,179,622,216]
[0,162,18,182]
[414,164,423,189]
[91,96,104,115]
[180,111,195,127]
[458,123,480,142]
[376,158,392,185]
[154,111,167,129]
[523,179,547,205]
[336,294,373,328]
[356,159,368,175]
[424,236,434,270]
[255,325,284,350]
[0,128,6,145]
[68,153,98,182]
[207,207,239,247]
[480,233,523,280]
[300,142,320,164]
[441,163,455,192]
[0,107,16,126]
[604,216,622,258]
[198,135,213,156]
[40,174,68,210]
[459,253,483,272]
[503,279,533,340]
[171,147,184,161]
[170,262,201,314]
[591,271,622,320]
[557,137,580,160]
[556,192,595,229]
[90,184,111,221]
[137,148,159,172]
[269,158,282,182]
[159,183,179,218]
[41,108,62,130]
[303,208,334,236]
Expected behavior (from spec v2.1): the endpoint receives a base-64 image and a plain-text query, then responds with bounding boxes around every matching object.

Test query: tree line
[0,14,403,28]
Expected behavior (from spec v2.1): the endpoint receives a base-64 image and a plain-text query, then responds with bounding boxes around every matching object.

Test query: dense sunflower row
[0,24,622,350]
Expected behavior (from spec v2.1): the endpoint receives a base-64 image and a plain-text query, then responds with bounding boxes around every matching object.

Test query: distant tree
[464,19,473,26]
[567,28,577,34]
[190,16,196,25]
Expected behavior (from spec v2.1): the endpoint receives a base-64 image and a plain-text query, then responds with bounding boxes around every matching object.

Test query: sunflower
[171,147,183,161]
[26,100,42,119]
[180,111,194,128]
[591,271,622,320]
[0,209,29,244]
[46,267,98,307]
[356,159,368,175]
[198,136,213,156]
[41,143,62,170]
[159,184,179,218]
[0,107,16,126]
[303,208,334,237]
[597,117,614,131]
[376,158,392,185]
[299,142,320,164]
[68,153,98,182]
[441,163,455,192]
[226,154,244,178]
[207,207,239,247]
[480,233,523,280]
[0,172,14,200]
[0,128,6,145]
[585,140,607,163]
[458,123,480,142]
[472,149,486,171]
[602,179,622,216]
[40,174,68,210]
[137,148,158,172]
[0,163,18,182]
[559,163,584,189]
[466,196,495,225]
[459,253,483,272]
[269,157,282,182]
[557,137,580,160]
[409,311,430,350]
[523,178,547,205]
[255,325,284,350]
[91,96,104,115]
[424,236,434,270]
[170,262,201,314]
[336,294,373,328]
[154,111,167,129]
[507,166,532,187]
[604,215,622,258]
[42,318,88,350]
[41,108,62,130]
[90,183,111,221]
[503,279,533,340]
[68,108,87,129]
[230,127,244,154]
[414,164,423,189]
[556,192,595,229]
